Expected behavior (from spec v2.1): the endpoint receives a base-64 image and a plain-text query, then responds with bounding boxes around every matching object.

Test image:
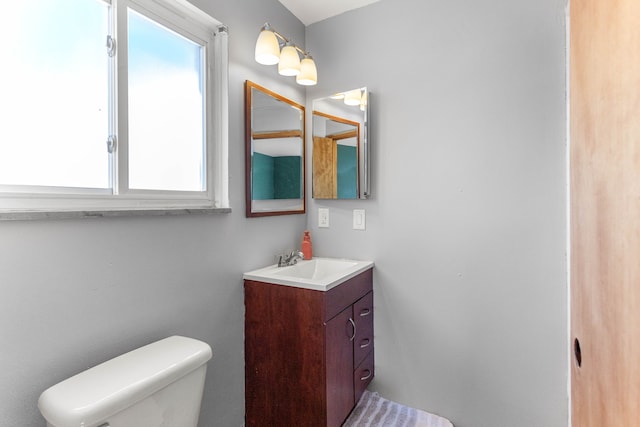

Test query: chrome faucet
[278,250,305,267]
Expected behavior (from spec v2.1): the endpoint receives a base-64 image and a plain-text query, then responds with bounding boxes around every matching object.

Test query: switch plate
[318,208,329,228]
[353,209,366,230]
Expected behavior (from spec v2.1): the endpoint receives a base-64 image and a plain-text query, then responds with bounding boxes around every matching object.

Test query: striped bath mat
[343,390,454,427]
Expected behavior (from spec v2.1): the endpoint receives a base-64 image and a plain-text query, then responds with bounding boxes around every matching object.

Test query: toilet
[38,335,212,427]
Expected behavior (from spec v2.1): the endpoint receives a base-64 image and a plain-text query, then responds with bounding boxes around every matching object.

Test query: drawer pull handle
[348,318,356,341]
[360,369,372,381]
[360,308,371,317]
[360,338,370,348]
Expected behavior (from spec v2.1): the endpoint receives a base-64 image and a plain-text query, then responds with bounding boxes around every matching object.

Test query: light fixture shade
[278,44,301,76]
[255,29,280,65]
[344,89,362,106]
[296,57,317,85]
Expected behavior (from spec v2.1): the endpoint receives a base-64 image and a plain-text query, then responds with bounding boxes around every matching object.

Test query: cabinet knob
[359,308,371,317]
[360,338,370,349]
[360,369,372,381]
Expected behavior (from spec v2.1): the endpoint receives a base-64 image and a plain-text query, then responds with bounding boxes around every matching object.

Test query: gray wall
[0,0,307,426]
[305,0,569,426]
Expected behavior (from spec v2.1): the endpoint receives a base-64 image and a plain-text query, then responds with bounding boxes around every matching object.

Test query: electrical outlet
[353,209,366,230]
[318,208,329,228]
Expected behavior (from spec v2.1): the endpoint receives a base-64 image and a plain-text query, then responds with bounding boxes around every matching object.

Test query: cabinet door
[325,306,355,427]
[245,280,326,426]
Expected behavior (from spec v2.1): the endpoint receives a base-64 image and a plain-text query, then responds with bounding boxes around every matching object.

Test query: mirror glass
[312,87,370,199]
[245,81,305,217]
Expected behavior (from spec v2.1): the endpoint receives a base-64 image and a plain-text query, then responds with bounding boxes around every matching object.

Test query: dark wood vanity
[244,267,374,427]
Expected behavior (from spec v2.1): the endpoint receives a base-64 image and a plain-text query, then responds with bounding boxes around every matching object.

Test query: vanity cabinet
[244,268,374,427]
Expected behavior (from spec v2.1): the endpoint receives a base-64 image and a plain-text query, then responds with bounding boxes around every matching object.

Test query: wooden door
[313,136,337,198]
[570,0,640,425]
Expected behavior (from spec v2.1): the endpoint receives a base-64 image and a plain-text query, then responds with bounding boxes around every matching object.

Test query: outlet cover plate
[318,208,329,228]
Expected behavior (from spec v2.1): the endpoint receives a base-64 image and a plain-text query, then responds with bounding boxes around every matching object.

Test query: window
[0,0,229,216]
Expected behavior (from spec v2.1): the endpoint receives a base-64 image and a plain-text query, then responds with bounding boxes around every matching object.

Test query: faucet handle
[290,250,304,265]
[276,250,304,267]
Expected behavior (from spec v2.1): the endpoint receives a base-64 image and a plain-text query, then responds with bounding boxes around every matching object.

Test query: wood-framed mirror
[312,87,370,199]
[245,81,306,217]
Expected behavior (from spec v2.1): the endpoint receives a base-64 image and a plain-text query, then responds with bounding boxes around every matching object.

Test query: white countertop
[243,257,374,291]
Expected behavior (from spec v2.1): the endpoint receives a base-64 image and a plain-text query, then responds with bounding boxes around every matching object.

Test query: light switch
[353,209,366,230]
[318,208,329,228]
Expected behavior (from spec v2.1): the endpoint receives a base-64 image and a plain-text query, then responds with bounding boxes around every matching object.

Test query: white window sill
[0,207,231,221]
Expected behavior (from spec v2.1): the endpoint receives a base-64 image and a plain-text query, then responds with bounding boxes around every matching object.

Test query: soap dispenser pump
[301,230,313,260]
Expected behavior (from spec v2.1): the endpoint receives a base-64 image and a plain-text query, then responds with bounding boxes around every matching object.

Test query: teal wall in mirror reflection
[252,153,302,200]
[337,145,357,198]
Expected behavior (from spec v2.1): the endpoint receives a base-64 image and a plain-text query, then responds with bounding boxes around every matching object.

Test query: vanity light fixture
[255,23,318,86]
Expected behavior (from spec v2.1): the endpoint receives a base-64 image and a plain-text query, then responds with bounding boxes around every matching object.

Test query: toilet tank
[38,336,213,427]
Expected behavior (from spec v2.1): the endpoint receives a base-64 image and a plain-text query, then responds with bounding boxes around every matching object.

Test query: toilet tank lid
[38,335,212,427]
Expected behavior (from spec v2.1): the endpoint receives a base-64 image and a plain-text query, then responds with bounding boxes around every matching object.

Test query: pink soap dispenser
[301,230,313,260]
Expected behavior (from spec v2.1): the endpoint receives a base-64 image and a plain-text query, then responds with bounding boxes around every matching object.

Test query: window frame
[0,0,229,219]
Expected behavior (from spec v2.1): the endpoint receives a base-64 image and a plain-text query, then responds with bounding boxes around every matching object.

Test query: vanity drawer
[353,291,373,367]
[354,350,374,403]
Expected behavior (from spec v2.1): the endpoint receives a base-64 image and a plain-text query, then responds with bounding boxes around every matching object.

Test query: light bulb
[296,57,317,85]
[278,44,301,76]
[255,28,280,65]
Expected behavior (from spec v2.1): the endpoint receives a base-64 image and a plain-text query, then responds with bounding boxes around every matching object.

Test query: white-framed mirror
[245,81,305,217]
[312,87,370,199]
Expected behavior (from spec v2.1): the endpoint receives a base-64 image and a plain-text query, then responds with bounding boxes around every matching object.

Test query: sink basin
[243,257,374,291]
[273,258,357,280]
